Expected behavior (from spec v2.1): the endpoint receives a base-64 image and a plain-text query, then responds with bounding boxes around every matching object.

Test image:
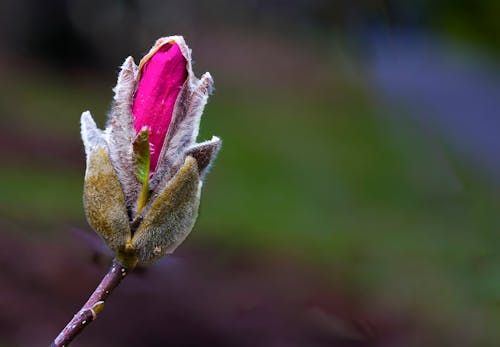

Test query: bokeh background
[1,1,500,346]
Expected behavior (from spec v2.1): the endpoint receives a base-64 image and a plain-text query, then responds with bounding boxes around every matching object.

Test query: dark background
[1,1,500,346]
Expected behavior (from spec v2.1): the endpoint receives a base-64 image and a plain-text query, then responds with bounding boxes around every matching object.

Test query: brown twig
[50,258,133,347]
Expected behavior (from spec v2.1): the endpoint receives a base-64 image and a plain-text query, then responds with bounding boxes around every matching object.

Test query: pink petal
[132,42,187,173]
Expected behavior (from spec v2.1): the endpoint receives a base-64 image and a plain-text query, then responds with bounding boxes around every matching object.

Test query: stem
[136,179,149,215]
[50,258,134,347]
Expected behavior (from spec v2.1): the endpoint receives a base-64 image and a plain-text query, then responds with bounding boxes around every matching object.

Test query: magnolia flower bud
[132,41,187,173]
[81,36,220,266]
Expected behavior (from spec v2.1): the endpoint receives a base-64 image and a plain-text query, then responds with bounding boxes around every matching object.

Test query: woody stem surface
[50,258,134,347]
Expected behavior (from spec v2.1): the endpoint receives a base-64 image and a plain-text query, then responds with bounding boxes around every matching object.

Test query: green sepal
[133,128,150,185]
[83,147,131,251]
[132,156,201,265]
[133,128,150,213]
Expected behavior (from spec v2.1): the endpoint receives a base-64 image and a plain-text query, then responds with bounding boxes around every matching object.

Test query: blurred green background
[1,1,500,346]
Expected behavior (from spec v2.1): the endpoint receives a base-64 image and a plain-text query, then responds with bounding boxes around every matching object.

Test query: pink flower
[132,42,188,173]
[80,36,221,265]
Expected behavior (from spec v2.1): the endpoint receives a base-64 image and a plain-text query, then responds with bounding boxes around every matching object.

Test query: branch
[50,258,134,347]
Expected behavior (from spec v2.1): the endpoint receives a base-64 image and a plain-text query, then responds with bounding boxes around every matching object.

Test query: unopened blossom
[81,36,220,266]
[132,42,187,172]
